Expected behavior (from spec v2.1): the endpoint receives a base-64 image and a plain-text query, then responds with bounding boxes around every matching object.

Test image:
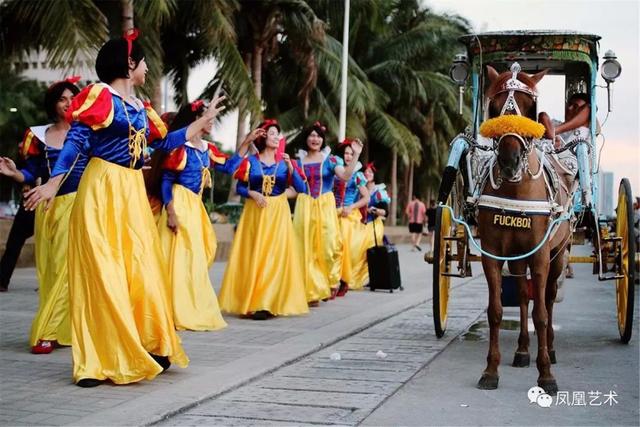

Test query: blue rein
[440,204,571,262]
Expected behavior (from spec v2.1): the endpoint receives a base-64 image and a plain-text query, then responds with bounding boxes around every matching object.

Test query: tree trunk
[121,0,133,31]
[406,161,414,210]
[227,53,252,202]
[252,45,263,101]
[390,147,398,226]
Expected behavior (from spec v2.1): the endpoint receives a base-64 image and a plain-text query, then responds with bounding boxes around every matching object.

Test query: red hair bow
[261,118,279,129]
[65,75,81,84]
[313,121,327,132]
[123,28,140,56]
[191,99,206,112]
[365,162,376,172]
[338,138,353,148]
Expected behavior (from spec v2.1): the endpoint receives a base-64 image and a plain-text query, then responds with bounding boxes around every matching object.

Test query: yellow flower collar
[479,115,545,139]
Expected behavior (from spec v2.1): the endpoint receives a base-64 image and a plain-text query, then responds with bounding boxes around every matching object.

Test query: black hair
[95,38,145,84]
[169,103,206,132]
[254,121,281,152]
[568,93,590,105]
[302,122,327,149]
[44,81,80,121]
[334,141,354,160]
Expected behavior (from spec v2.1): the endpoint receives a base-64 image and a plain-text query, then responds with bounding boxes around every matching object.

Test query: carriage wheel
[433,204,453,338]
[615,178,636,344]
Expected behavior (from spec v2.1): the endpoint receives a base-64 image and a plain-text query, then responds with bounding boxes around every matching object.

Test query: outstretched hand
[351,138,364,156]
[23,180,58,211]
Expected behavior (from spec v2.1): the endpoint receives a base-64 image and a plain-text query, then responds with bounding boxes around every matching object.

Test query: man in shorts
[405,195,426,251]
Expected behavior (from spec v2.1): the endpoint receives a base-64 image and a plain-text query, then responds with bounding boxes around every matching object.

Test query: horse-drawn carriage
[425,31,636,393]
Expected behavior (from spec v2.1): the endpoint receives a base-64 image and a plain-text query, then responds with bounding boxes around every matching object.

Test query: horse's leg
[529,251,558,395]
[546,248,564,365]
[511,261,530,367]
[478,257,503,390]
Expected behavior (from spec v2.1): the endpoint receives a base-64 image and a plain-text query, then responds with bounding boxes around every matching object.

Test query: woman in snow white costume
[24,31,225,387]
[218,119,309,320]
[292,122,363,304]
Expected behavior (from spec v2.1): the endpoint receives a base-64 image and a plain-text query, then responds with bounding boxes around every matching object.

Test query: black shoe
[150,354,171,371]
[76,378,103,388]
[415,245,422,252]
[0,282,8,292]
[252,310,270,321]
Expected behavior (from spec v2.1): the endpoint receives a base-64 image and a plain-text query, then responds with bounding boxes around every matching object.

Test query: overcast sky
[425,0,639,196]
[190,0,639,196]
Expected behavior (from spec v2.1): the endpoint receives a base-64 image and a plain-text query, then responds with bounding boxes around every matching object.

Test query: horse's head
[496,134,527,181]
[479,115,547,182]
[486,63,548,120]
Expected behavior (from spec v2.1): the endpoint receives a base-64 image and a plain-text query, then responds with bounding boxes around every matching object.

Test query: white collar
[185,141,208,152]
[30,124,53,144]
[101,82,144,110]
[297,146,331,162]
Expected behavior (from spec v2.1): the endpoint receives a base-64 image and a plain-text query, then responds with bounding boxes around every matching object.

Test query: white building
[14,51,99,87]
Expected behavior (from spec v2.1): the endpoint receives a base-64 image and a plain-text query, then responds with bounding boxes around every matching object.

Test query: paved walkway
[0,244,481,426]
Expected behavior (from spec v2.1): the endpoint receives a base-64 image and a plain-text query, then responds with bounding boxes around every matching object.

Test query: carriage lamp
[601,50,621,112]
[449,53,469,85]
[449,54,469,115]
[601,50,622,82]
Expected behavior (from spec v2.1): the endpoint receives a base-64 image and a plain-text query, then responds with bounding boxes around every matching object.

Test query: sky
[188,0,639,197]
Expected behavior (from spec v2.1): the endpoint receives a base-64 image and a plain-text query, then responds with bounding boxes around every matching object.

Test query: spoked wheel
[433,203,454,338]
[615,178,636,344]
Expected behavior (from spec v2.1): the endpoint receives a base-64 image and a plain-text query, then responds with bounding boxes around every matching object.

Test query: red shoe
[308,300,320,307]
[336,281,349,297]
[31,340,55,354]
[329,288,338,300]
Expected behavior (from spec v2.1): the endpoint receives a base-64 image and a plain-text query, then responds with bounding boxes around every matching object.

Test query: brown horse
[475,64,575,395]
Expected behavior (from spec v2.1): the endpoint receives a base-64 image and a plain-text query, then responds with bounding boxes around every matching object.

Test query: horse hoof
[549,350,556,364]
[538,379,558,396]
[512,352,530,367]
[477,373,499,390]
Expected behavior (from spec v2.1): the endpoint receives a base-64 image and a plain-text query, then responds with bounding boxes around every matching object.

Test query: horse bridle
[486,62,544,187]
[487,62,539,117]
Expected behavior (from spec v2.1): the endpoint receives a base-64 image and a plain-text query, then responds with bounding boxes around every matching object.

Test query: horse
[474,63,576,395]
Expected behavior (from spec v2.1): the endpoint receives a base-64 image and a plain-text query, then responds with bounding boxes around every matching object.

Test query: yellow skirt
[338,208,370,290]
[68,158,188,384]
[292,192,343,302]
[30,192,76,346]
[219,194,308,316]
[158,185,227,331]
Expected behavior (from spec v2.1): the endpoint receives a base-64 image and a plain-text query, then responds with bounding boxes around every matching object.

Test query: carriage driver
[539,93,596,150]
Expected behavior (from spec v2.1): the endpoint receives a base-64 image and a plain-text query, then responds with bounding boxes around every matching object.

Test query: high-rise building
[14,51,99,87]
[598,171,614,218]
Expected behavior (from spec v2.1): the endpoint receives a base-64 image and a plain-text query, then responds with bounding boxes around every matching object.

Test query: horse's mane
[486,71,538,98]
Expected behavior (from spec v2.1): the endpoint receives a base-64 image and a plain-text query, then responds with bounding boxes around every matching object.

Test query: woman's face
[130,57,148,86]
[343,146,354,165]
[266,125,280,148]
[306,130,323,152]
[364,167,374,183]
[55,88,75,121]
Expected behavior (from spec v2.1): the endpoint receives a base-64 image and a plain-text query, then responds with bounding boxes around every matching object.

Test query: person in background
[425,199,437,254]
[405,195,426,251]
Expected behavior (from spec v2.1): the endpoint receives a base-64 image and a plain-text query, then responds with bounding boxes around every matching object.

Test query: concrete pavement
[362,254,640,426]
[0,243,469,426]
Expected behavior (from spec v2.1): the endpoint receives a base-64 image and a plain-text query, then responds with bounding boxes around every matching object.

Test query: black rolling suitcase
[367,219,402,292]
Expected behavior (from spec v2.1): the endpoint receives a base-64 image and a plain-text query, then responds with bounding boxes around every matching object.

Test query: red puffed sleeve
[144,102,169,143]
[66,83,114,130]
[162,146,187,172]
[207,142,229,165]
[18,128,43,159]
[233,157,251,182]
